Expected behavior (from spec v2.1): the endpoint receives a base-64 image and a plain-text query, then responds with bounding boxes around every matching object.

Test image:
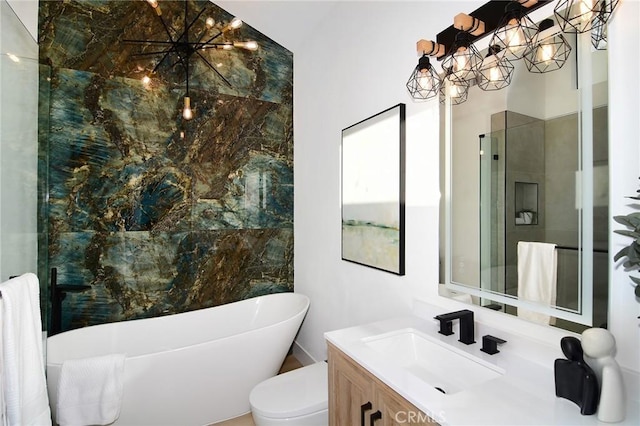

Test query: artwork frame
[341,103,406,275]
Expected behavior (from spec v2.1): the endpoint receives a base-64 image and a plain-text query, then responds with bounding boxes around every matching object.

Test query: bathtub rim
[46,292,310,364]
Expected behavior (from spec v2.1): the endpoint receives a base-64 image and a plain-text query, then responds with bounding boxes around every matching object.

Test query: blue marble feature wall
[38,0,293,330]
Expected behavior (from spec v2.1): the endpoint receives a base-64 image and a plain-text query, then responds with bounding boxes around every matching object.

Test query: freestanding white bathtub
[46,292,310,425]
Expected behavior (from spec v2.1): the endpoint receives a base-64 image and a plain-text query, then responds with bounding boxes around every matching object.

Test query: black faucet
[434,309,476,345]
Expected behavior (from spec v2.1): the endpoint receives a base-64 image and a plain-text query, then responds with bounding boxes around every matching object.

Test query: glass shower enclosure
[0,0,47,328]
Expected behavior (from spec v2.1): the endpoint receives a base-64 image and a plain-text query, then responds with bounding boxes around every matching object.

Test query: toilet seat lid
[250,361,328,419]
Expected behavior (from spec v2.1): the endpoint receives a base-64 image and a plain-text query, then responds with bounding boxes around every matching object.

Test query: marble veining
[38,0,293,330]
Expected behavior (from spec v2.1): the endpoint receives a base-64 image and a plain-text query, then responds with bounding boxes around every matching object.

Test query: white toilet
[250,361,328,425]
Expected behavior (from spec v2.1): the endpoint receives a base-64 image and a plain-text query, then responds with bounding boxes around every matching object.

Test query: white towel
[517,241,558,325]
[57,354,125,426]
[0,273,52,426]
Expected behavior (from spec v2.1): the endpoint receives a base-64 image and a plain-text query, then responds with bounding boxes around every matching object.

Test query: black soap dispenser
[554,336,599,415]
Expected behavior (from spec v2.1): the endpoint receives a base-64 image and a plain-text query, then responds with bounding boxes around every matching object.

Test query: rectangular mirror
[441,10,608,332]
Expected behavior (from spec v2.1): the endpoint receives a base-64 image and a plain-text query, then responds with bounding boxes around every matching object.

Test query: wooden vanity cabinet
[328,343,439,426]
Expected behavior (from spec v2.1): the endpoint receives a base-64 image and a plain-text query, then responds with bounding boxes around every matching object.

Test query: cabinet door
[375,379,438,426]
[328,343,376,426]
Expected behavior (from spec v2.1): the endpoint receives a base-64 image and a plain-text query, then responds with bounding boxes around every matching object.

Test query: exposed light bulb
[206,17,215,28]
[183,97,193,120]
[223,17,243,32]
[233,41,258,51]
[449,84,463,97]
[489,66,501,82]
[141,75,151,86]
[452,47,469,73]
[538,43,556,62]
[579,0,595,22]
[505,19,526,54]
[417,70,435,96]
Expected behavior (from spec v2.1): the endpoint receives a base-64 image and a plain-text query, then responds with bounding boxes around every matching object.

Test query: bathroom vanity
[328,342,435,425]
[325,305,640,425]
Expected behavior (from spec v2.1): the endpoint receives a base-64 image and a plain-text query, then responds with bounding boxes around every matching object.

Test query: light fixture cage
[524,30,572,73]
[442,32,483,82]
[591,13,608,50]
[443,72,470,105]
[490,4,539,60]
[406,55,441,100]
[477,48,515,91]
[554,0,620,34]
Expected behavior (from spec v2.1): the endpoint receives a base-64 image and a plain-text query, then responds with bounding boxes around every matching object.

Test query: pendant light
[554,0,620,34]
[490,1,539,60]
[477,46,515,91]
[406,40,445,101]
[444,72,470,105]
[523,19,572,73]
[406,54,441,100]
[442,31,483,82]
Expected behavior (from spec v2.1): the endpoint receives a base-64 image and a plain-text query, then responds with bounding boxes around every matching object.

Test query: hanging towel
[517,241,558,325]
[0,273,52,426]
[56,354,125,426]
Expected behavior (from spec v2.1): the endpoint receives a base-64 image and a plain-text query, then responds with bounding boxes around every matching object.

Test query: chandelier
[125,0,258,121]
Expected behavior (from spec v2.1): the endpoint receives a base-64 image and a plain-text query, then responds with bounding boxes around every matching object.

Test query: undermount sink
[362,328,504,395]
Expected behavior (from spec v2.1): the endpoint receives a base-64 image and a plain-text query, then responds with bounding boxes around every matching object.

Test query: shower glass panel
[479,132,505,296]
[0,0,44,324]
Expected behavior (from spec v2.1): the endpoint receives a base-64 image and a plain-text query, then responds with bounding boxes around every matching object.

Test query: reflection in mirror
[440,16,608,333]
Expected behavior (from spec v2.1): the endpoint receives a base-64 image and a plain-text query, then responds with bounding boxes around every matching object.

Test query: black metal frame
[341,104,406,276]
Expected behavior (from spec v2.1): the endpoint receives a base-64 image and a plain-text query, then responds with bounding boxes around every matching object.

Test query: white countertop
[325,314,639,425]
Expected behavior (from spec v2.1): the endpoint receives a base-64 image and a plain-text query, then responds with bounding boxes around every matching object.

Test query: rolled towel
[56,354,125,426]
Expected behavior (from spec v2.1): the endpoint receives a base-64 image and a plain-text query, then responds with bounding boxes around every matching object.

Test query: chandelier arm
[194,26,213,47]
[195,50,233,87]
[182,2,209,39]
[186,57,189,97]
[130,49,175,57]
[201,30,224,46]
[156,11,175,44]
[122,39,177,45]
[152,48,179,74]
[196,44,231,50]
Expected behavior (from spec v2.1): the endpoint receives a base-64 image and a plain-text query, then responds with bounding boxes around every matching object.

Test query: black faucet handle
[481,334,507,355]
[434,317,454,336]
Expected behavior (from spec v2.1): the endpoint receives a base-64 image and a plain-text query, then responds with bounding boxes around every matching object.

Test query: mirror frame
[442,21,601,326]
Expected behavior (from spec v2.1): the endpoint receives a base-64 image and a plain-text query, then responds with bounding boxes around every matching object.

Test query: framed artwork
[341,103,405,275]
